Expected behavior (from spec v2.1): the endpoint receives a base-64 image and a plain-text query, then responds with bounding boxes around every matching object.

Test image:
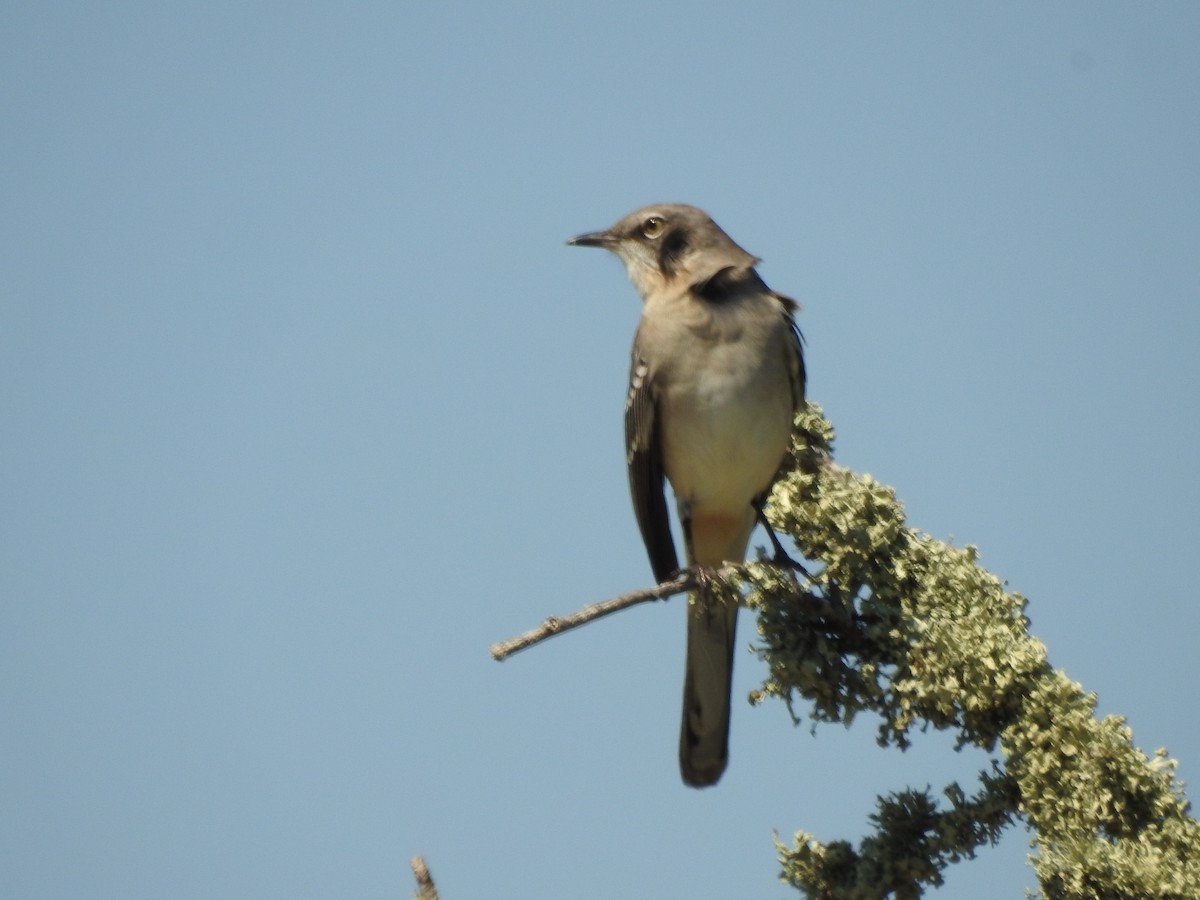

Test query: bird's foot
[668,564,718,592]
[754,505,811,579]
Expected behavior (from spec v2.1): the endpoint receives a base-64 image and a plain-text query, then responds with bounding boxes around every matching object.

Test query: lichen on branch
[739,405,1200,899]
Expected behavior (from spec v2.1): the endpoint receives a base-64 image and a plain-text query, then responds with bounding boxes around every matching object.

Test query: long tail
[679,590,737,787]
[678,508,755,787]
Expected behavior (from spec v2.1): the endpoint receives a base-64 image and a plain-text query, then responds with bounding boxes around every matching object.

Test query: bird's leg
[753,498,811,580]
[680,509,717,592]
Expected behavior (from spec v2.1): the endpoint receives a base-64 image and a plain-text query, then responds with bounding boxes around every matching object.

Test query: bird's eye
[641,216,665,239]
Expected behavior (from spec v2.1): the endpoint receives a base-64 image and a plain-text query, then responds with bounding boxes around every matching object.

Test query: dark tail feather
[679,592,737,787]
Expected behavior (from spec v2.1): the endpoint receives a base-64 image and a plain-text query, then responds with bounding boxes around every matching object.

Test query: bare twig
[489,559,820,662]
[490,573,698,661]
[410,855,438,900]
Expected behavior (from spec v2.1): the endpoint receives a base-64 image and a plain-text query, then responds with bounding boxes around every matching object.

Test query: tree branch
[758,405,1200,899]
[410,855,438,900]
[488,404,1200,898]
[490,573,696,661]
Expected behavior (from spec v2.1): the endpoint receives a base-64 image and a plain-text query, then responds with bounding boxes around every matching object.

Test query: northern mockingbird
[569,204,805,787]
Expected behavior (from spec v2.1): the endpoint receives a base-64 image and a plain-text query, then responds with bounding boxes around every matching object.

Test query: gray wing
[696,267,805,412]
[775,292,806,412]
[624,335,679,583]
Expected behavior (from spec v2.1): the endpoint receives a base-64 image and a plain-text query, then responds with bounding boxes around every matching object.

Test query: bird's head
[568,203,759,300]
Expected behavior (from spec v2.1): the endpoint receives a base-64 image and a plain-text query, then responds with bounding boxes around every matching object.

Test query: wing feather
[624,336,679,583]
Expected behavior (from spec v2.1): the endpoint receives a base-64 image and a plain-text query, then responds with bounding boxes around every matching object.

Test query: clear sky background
[3,4,1198,898]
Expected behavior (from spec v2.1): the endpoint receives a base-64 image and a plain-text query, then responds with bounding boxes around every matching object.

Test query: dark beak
[567,230,617,248]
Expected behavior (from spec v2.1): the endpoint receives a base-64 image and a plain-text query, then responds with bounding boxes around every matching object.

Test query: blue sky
[3,4,1198,898]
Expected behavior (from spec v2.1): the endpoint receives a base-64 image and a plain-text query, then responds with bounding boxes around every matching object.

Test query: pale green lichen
[734,405,1199,899]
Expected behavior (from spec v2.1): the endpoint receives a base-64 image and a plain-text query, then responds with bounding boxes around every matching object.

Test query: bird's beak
[567,229,618,249]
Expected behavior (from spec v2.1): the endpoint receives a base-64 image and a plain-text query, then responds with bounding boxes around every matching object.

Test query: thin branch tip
[410,855,438,900]
[489,572,698,661]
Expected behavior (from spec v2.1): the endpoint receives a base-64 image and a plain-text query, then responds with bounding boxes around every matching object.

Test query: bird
[568,203,805,787]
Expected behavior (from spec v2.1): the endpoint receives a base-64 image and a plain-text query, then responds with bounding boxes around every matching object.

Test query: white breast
[653,298,794,515]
